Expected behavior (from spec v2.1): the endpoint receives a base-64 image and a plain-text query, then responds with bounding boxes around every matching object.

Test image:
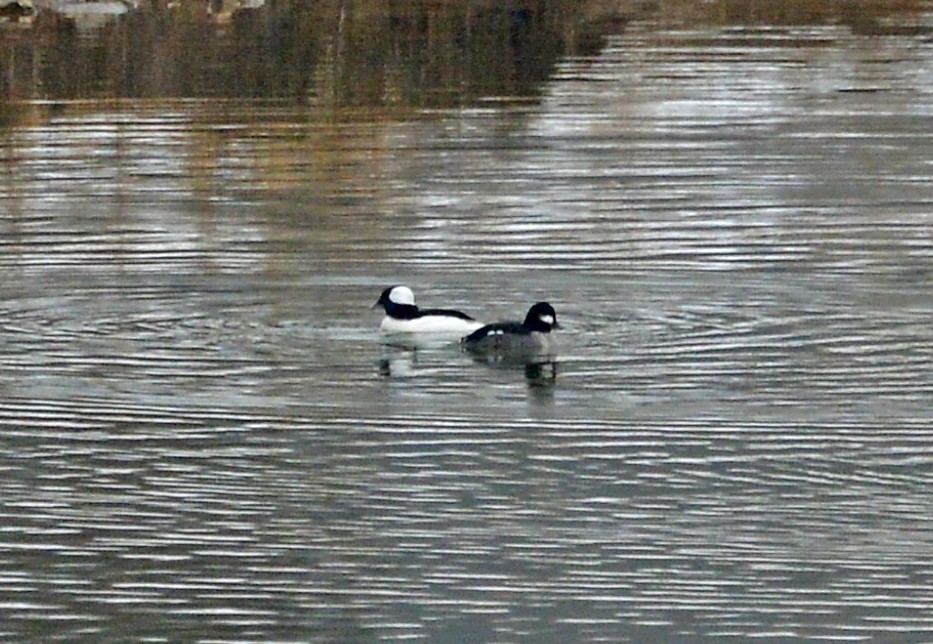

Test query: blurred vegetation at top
[0,0,929,103]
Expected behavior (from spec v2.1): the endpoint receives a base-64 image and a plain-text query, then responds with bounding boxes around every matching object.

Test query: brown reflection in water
[1,1,577,103]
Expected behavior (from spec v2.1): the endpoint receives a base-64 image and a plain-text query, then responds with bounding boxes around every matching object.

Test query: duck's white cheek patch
[540,315,554,326]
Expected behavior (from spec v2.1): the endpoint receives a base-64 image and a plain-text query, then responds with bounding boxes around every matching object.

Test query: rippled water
[2,25,932,641]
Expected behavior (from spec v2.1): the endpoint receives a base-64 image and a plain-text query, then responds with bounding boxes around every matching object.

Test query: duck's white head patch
[389,286,415,306]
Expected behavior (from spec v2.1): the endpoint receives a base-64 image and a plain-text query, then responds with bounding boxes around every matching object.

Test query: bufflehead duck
[461,301,560,360]
[374,286,484,340]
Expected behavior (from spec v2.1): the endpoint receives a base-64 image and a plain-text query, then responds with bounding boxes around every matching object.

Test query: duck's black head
[523,301,559,333]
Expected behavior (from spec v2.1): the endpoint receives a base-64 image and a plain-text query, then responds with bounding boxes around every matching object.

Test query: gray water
[1,25,932,642]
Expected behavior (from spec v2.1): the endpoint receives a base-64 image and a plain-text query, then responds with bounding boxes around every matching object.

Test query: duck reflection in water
[377,348,419,378]
[523,359,558,387]
[378,345,557,387]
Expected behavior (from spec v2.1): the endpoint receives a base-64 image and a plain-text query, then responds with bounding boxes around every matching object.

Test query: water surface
[1,24,932,641]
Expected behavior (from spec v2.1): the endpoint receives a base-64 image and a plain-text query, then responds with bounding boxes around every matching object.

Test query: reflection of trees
[1,0,578,103]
